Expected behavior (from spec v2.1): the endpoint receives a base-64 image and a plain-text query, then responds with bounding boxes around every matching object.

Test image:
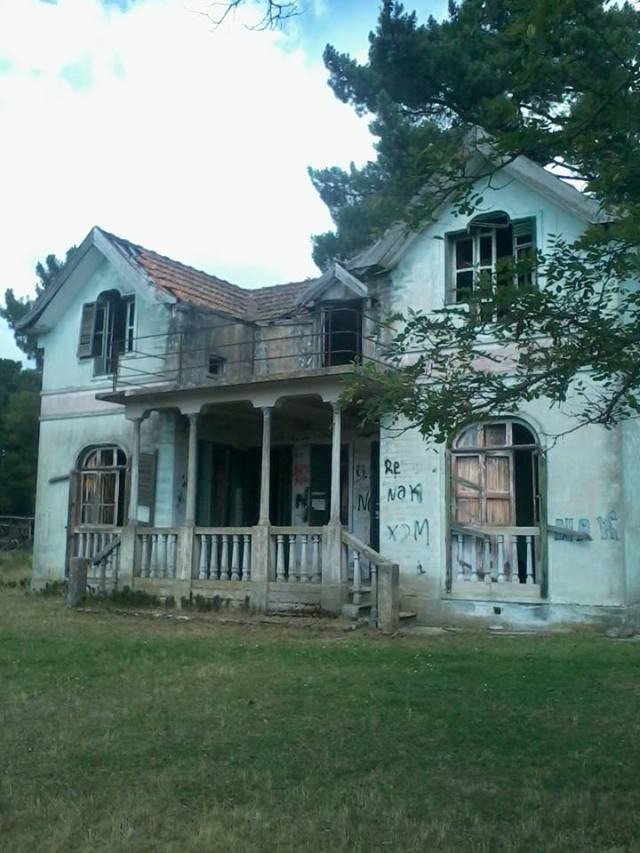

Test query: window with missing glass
[77,291,135,376]
[78,446,127,526]
[446,214,536,312]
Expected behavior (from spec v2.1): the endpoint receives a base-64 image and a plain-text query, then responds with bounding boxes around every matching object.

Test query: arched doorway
[449,420,541,587]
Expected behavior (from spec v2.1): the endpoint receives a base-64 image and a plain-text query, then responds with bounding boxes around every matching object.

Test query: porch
[69,388,397,623]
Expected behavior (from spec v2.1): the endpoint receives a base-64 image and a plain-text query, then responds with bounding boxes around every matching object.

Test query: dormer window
[322,301,362,367]
[77,291,135,376]
[447,214,536,312]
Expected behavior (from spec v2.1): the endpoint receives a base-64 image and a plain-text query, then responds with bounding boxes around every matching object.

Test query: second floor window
[322,301,363,367]
[447,214,536,312]
[77,290,135,375]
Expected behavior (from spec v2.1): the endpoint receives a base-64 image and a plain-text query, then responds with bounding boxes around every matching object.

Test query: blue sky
[0,0,444,361]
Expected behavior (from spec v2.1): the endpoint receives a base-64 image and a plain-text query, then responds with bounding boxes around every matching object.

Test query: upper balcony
[109,306,386,396]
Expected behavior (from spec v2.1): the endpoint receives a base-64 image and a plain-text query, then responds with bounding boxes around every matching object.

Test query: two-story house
[20,152,640,629]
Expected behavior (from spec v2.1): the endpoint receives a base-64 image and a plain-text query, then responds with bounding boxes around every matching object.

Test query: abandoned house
[20,152,640,629]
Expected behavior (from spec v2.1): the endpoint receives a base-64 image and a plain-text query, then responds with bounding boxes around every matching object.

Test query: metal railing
[111,309,389,393]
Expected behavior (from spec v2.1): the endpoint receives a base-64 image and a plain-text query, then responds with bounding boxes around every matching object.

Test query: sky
[0,0,444,362]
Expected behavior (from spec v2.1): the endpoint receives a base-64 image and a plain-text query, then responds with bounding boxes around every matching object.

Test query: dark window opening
[323,303,362,367]
[449,215,536,314]
[78,291,135,375]
[207,354,226,377]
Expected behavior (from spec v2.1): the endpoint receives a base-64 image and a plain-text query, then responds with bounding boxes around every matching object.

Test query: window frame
[77,291,136,377]
[77,445,128,527]
[446,216,536,311]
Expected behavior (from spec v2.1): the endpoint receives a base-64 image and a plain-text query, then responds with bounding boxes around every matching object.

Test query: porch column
[185,412,198,525]
[259,406,272,524]
[251,406,273,613]
[329,402,342,524]
[128,416,142,523]
[322,401,348,615]
[176,411,198,592]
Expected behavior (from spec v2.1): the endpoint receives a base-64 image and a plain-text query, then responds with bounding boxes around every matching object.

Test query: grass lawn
[2,553,640,852]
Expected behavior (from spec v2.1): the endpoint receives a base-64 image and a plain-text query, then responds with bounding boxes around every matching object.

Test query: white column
[329,402,342,524]
[185,412,198,525]
[128,417,142,523]
[259,406,272,524]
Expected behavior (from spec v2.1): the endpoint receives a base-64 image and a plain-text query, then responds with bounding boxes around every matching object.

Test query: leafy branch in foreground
[346,236,640,442]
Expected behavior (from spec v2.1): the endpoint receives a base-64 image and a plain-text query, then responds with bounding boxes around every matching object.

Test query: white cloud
[0,0,375,357]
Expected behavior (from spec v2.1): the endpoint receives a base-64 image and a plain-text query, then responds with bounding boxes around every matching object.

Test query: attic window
[446,215,536,314]
[207,354,226,377]
[77,291,135,375]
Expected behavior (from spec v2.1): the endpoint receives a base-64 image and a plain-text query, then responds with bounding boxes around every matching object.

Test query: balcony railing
[110,310,388,393]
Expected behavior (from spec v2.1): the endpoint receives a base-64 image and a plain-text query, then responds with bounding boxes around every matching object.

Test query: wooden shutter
[77,303,96,358]
[453,454,481,524]
[138,451,157,523]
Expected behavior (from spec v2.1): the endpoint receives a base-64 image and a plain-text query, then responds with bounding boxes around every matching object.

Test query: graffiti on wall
[382,457,430,546]
[554,510,619,541]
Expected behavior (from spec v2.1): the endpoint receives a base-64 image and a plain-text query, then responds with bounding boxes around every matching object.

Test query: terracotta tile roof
[101,229,314,322]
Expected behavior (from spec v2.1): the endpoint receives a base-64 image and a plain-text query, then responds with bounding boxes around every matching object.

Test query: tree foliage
[0,360,40,515]
[310,0,640,437]
[1,247,76,367]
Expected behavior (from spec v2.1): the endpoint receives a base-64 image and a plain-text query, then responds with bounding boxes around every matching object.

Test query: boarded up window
[452,421,537,528]
[77,303,97,358]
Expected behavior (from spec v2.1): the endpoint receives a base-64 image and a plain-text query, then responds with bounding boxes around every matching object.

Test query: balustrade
[270,528,322,583]
[451,525,539,587]
[194,529,252,581]
[136,529,179,579]
[73,527,121,581]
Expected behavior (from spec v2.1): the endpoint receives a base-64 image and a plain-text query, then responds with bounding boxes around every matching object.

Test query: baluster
[300,534,309,583]
[497,535,505,582]
[310,534,321,583]
[150,535,159,578]
[526,535,535,584]
[242,534,251,581]
[209,534,219,580]
[470,536,478,582]
[140,534,149,577]
[170,533,178,578]
[276,534,286,581]
[220,535,230,580]
[456,534,464,582]
[288,534,297,582]
[483,537,492,584]
[353,549,362,604]
[79,532,85,558]
[370,563,378,624]
[198,535,208,580]
[231,534,240,581]
[511,536,520,583]
[161,534,168,578]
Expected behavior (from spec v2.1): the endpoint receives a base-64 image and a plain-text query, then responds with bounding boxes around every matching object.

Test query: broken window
[78,446,127,526]
[451,420,541,584]
[447,213,536,314]
[322,302,362,367]
[77,291,135,375]
[451,420,539,528]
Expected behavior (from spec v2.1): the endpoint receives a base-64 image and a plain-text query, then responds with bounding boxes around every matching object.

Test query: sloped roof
[101,229,313,322]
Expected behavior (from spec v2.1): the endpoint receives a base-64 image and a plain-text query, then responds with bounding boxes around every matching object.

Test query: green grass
[2,555,640,852]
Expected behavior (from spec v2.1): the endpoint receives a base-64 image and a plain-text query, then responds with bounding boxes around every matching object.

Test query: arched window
[450,420,541,585]
[78,446,127,526]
